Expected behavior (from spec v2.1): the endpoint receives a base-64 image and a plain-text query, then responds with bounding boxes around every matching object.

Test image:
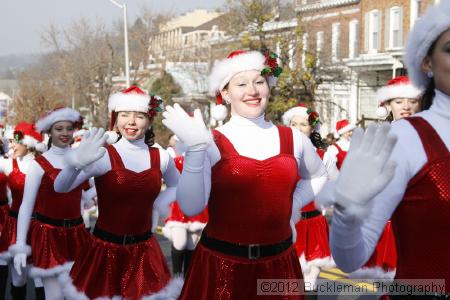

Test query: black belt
[35,213,83,228]
[200,233,292,260]
[301,210,322,219]
[93,227,153,245]
[0,199,8,206]
[8,210,18,218]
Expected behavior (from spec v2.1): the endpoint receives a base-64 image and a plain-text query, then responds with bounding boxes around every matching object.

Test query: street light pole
[108,0,130,88]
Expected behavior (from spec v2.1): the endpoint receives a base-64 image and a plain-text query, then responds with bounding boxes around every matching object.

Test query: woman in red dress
[163,50,328,299]
[11,108,88,299]
[0,122,45,299]
[54,86,182,299]
[326,1,450,297]
[282,104,335,292]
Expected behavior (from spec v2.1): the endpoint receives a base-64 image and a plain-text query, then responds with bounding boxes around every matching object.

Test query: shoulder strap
[149,147,160,170]
[334,143,343,153]
[212,129,238,158]
[12,158,19,171]
[405,116,449,162]
[107,145,125,169]
[35,156,54,173]
[277,126,294,155]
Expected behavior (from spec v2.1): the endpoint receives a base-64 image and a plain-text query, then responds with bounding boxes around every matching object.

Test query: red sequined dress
[0,171,8,232]
[28,156,90,277]
[179,126,304,300]
[165,156,209,230]
[335,144,397,280]
[0,159,26,260]
[66,145,171,299]
[294,149,334,272]
[391,117,450,293]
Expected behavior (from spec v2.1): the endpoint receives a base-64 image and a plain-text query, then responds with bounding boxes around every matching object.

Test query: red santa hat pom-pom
[376,105,390,119]
[211,94,228,122]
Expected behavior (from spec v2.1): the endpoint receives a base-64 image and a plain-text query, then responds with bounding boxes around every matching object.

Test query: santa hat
[282,103,321,131]
[36,107,82,133]
[13,122,45,151]
[336,119,355,136]
[375,76,423,119]
[405,1,450,89]
[209,50,281,121]
[108,85,163,130]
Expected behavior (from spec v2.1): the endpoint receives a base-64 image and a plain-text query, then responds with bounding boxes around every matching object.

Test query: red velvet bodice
[94,145,162,235]
[34,156,83,219]
[204,126,300,245]
[392,117,450,292]
[0,171,7,201]
[8,159,26,212]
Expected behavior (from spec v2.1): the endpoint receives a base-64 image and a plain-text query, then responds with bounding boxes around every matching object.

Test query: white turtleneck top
[176,113,328,216]
[330,89,450,272]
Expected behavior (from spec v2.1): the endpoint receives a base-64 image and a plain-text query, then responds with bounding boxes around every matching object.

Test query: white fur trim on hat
[281,106,309,126]
[337,124,355,135]
[36,108,81,133]
[22,135,39,149]
[209,51,271,95]
[375,84,423,105]
[108,92,150,113]
[405,1,450,89]
[211,104,228,122]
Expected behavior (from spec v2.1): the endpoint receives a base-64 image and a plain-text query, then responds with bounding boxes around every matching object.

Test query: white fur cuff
[9,244,32,256]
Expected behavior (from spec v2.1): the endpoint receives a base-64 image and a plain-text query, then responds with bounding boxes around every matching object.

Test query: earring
[426,71,433,78]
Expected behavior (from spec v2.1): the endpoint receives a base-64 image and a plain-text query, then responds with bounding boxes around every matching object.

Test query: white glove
[162,104,212,151]
[10,244,31,276]
[333,123,398,219]
[66,128,108,170]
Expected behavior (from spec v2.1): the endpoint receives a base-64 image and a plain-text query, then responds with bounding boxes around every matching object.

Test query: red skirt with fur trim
[179,243,304,300]
[0,203,8,232]
[68,234,171,299]
[165,201,209,223]
[29,220,90,276]
[294,214,332,264]
[362,220,397,273]
[0,213,17,259]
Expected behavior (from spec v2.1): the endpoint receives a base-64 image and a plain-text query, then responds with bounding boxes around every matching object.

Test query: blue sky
[0,0,225,56]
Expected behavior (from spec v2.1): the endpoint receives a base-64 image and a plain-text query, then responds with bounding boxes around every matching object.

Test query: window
[316,31,324,66]
[410,0,421,28]
[302,33,308,69]
[369,10,381,52]
[348,20,359,58]
[389,7,403,48]
[288,40,296,69]
[332,23,341,62]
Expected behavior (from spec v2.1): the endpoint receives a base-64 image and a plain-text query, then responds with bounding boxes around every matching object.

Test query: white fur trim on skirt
[60,272,184,300]
[348,266,396,281]
[29,261,74,278]
[299,254,336,274]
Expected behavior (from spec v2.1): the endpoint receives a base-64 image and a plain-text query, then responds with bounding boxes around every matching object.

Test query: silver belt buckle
[248,244,261,259]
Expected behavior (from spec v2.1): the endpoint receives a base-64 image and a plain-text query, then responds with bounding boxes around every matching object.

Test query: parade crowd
[0,1,449,299]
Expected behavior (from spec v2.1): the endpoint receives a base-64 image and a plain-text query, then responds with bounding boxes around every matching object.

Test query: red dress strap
[405,116,449,161]
[149,147,160,170]
[277,126,294,155]
[107,145,126,169]
[212,129,238,158]
[35,156,55,173]
[12,158,19,171]
[334,143,343,153]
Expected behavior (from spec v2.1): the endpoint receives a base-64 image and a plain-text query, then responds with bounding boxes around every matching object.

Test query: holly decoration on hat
[306,108,321,128]
[261,51,283,78]
[149,94,164,118]
[13,130,24,143]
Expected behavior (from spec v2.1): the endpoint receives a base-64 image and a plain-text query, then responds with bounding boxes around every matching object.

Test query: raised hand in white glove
[162,104,212,151]
[333,122,397,220]
[66,127,108,170]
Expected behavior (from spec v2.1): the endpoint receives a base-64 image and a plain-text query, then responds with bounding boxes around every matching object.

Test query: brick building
[296,0,436,134]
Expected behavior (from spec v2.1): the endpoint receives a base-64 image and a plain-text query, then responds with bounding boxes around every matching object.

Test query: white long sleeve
[330,89,450,272]
[176,114,327,217]
[54,137,175,193]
